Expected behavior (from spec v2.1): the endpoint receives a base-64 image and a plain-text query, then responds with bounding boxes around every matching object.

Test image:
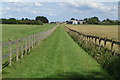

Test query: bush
[35,20,43,25]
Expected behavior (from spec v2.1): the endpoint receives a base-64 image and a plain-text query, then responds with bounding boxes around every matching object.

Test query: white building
[67,20,86,25]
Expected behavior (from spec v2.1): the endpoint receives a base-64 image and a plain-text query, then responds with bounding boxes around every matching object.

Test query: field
[2,24,56,66]
[2,24,56,43]
[66,25,119,41]
[2,26,111,78]
[66,25,119,51]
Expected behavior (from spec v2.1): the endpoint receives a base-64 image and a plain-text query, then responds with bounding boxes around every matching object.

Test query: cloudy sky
[0,1,119,22]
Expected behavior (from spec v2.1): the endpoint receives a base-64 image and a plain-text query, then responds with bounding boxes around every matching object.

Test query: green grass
[2,26,111,78]
[2,24,56,43]
[2,24,56,66]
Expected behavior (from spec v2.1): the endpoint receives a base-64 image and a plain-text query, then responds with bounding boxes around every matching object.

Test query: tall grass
[67,29,120,78]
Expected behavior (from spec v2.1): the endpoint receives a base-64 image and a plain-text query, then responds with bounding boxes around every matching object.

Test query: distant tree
[17,20,23,24]
[35,16,49,23]
[24,20,31,24]
[101,19,119,25]
[87,17,100,24]
[35,20,43,25]
[70,18,76,20]
[1,18,7,24]
[21,18,24,20]
[84,18,88,21]
[25,18,29,20]
[7,18,17,24]
[0,17,44,25]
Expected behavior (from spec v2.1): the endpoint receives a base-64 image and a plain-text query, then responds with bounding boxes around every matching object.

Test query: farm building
[67,20,86,25]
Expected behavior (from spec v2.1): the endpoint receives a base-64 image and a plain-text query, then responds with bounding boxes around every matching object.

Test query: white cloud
[2,0,119,2]
[5,2,42,8]
[48,13,57,16]
[5,7,11,10]
[14,8,21,11]
[35,2,42,7]
[68,2,114,12]
[2,0,31,2]
[30,10,37,14]
[86,2,111,11]
[73,9,81,13]
[58,3,65,7]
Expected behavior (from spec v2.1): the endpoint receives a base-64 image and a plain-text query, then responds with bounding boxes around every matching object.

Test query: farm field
[2,26,111,78]
[2,24,56,43]
[66,25,119,41]
[2,24,56,64]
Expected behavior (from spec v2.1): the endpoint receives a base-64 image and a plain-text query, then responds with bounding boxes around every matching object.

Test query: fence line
[2,25,59,68]
[65,26,120,54]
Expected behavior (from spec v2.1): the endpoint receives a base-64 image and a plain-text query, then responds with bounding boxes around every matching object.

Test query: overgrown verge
[65,27,120,78]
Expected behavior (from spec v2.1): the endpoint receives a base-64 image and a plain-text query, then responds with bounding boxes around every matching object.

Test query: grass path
[3,26,110,78]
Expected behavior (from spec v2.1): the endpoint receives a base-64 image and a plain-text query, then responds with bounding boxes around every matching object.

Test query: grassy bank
[66,27,120,78]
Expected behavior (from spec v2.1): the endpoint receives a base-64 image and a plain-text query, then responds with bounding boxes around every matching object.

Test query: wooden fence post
[25,37,28,54]
[37,34,39,44]
[9,39,12,66]
[89,37,91,42]
[31,35,34,48]
[98,38,102,50]
[92,37,93,43]
[35,34,37,45]
[111,40,114,51]
[95,38,97,44]
[29,36,31,52]
[16,40,19,62]
[34,34,36,45]
[88,37,90,42]
[33,35,35,47]
[84,36,86,43]
[104,39,107,48]
[21,46,23,58]
[99,38,101,46]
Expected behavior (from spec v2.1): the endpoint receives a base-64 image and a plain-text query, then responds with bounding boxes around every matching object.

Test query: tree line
[0,16,49,25]
[70,17,120,25]
[84,17,120,25]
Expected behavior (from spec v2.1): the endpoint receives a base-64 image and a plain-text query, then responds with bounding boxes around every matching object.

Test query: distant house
[67,20,86,25]
[78,20,86,24]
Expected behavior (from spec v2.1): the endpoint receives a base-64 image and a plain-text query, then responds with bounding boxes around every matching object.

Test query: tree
[35,16,49,23]
[70,18,76,20]
[84,18,88,21]
[35,20,43,25]
[1,18,7,24]
[21,18,24,20]
[101,19,118,25]
[7,18,17,24]
[25,18,29,20]
[87,17,100,24]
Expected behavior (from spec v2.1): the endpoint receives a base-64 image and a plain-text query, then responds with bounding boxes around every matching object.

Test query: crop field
[66,25,119,51]
[2,26,111,78]
[66,25,119,41]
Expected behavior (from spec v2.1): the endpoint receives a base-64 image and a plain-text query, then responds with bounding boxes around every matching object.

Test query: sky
[0,1,119,22]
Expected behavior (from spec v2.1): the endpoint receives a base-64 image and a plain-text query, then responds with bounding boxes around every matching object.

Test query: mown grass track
[3,25,111,78]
